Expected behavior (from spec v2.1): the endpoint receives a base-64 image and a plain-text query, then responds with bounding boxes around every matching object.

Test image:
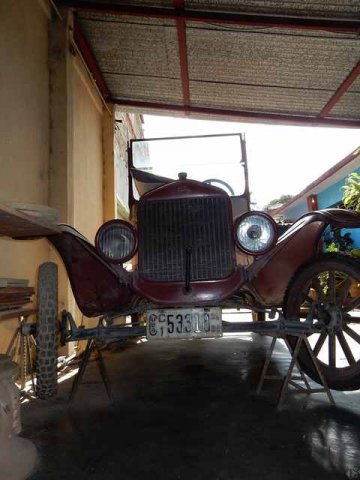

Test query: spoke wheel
[284,253,360,391]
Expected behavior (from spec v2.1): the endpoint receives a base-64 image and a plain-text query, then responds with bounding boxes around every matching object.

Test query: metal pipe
[222,320,319,334]
[67,325,147,341]
[61,319,319,343]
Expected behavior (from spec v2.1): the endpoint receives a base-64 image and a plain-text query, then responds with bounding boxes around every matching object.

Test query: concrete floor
[22,333,360,480]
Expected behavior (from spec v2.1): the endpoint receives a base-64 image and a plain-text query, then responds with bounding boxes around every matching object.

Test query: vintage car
[7,134,360,398]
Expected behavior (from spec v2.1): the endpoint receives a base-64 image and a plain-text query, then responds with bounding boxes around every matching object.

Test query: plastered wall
[0,2,106,349]
[0,0,51,351]
[0,1,143,354]
[71,56,105,333]
[72,57,104,242]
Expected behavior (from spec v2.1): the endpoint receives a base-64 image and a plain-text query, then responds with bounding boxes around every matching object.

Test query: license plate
[146,308,222,340]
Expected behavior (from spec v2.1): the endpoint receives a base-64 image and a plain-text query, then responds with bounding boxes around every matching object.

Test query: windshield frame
[128,132,250,210]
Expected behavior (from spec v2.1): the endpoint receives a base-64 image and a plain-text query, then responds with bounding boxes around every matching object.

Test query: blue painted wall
[281,200,308,221]
[317,167,360,248]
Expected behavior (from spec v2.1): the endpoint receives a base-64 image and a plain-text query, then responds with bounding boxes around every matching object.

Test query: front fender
[247,208,360,306]
[48,225,135,317]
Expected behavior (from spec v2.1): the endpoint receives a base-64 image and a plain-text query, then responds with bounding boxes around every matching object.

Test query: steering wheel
[204,178,235,196]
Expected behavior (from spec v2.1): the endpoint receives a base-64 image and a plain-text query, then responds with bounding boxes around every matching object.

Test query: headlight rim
[234,211,278,256]
[95,219,138,264]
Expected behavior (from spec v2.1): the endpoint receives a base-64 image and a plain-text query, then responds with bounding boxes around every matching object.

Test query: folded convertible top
[130,168,174,196]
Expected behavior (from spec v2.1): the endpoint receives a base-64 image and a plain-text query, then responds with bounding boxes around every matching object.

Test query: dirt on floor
[19,334,360,480]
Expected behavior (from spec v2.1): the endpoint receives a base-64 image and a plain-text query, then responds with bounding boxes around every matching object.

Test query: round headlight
[95,220,137,263]
[234,212,278,255]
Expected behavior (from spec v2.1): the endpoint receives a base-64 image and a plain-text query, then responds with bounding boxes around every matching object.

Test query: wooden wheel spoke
[336,277,352,305]
[328,270,336,302]
[312,277,324,302]
[344,325,360,345]
[343,316,360,324]
[313,332,327,357]
[329,333,336,367]
[336,330,356,365]
[286,255,360,389]
[343,294,360,313]
[304,295,314,304]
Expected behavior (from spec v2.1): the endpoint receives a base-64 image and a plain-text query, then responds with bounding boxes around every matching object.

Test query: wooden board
[0,278,29,288]
[0,286,35,313]
[0,203,61,238]
[0,307,37,321]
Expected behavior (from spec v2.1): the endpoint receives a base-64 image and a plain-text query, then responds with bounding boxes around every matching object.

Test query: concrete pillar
[102,104,117,222]
[49,7,74,225]
[48,8,75,329]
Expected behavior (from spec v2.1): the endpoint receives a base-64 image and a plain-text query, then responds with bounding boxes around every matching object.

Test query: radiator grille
[138,196,235,281]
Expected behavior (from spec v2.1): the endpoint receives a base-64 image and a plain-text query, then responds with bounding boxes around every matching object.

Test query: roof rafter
[319,60,360,117]
[73,16,110,99]
[110,98,360,128]
[174,0,190,107]
[59,1,360,33]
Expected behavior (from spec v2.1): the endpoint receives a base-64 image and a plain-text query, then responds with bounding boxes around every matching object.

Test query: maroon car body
[10,133,360,393]
[48,180,360,317]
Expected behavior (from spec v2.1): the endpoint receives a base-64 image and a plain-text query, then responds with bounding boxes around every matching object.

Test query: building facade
[273,147,360,248]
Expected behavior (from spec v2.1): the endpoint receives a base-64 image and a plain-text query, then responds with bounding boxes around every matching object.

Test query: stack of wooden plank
[0,285,35,316]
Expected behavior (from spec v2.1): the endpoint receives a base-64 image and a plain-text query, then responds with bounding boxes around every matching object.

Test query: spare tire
[35,262,58,399]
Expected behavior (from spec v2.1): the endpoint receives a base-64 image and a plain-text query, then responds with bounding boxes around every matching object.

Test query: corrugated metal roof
[190,82,331,114]
[329,93,360,118]
[187,0,360,18]
[105,74,183,103]
[66,0,360,126]
[186,25,359,89]
[79,14,179,77]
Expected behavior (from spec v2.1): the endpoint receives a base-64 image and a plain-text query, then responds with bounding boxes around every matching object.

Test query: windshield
[131,133,246,197]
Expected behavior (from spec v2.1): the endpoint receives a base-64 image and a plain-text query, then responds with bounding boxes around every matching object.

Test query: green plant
[342,172,360,212]
[324,229,353,253]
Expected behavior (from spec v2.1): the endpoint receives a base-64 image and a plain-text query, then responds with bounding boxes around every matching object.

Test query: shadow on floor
[21,334,360,480]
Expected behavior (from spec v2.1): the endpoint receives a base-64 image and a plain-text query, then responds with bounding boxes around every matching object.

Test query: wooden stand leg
[95,346,113,402]
[304,337,335,406]
[5,328,20,357]
[68,339,94,402]
[278,336,303,410]
[284,337,311,390]
[257,333,335,410]
[68,340,113,403]
[26,335,35,393]
[256,336,277,394]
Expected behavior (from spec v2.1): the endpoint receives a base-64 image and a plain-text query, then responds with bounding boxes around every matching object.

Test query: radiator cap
[178,172,187,180]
